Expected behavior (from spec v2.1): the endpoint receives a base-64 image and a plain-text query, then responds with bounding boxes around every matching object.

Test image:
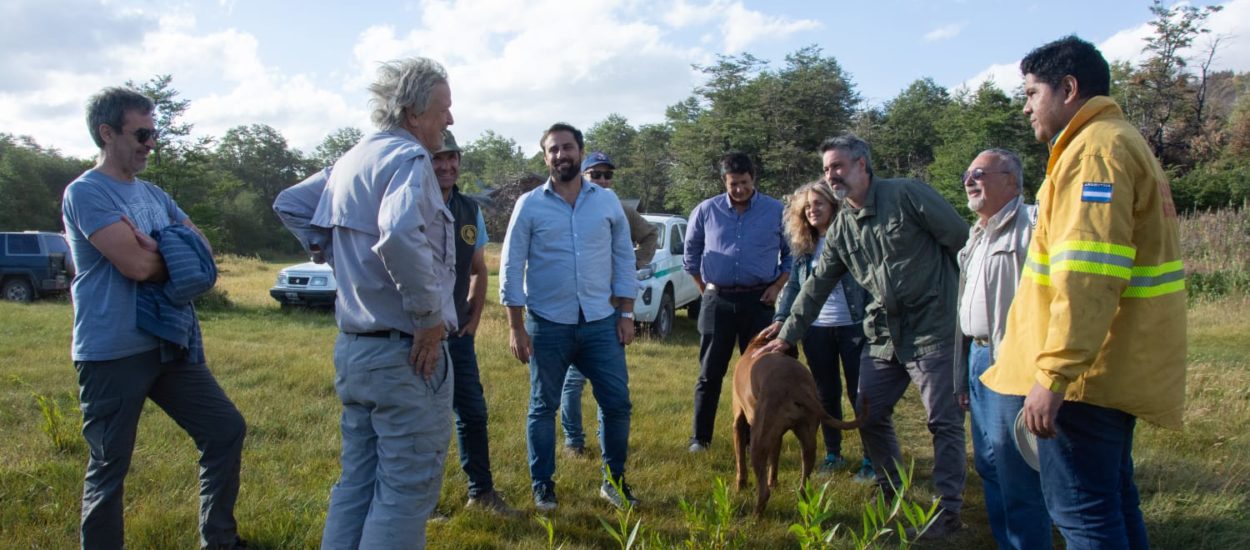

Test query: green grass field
[2,241,1248,549]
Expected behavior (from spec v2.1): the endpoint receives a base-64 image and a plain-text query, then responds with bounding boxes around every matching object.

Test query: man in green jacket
[758,134,969,538]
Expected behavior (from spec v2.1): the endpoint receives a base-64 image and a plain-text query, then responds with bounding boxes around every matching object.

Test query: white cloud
[924,23,965,43]
[960,62,1023,95]
[719,3,821,54]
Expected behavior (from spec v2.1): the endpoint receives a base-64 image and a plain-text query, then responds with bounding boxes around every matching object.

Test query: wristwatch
[619,311,635,320]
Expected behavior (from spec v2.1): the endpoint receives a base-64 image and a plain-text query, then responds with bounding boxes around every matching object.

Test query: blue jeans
[76,349,246,550]
[967,342,1052,549]
[559,366,597,449]
[1038,400,1147,550]
[526,312,631,488]
[321,333,453,550]
[800,324,865,457]
[447,333,495,497]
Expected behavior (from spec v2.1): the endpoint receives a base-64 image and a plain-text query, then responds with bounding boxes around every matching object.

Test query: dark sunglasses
[962,167,1010,183]
[587,170,614,180]
[131,127,160,143]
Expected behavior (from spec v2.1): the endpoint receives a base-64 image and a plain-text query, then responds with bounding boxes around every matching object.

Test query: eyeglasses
[587,170,614,181]
[962,167,1010,183]
[131,128,160,143]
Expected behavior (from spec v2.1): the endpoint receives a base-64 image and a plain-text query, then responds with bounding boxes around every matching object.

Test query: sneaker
[852,459,876,484]
[905,508,963,541]
[599,478,641,510]
[688,441,709,453]
[466,490,520,516]
[426,510,450,523]
[203,538,248,550]
[819,454,846,473]
[533,483,558,512]
[563,444,588,458]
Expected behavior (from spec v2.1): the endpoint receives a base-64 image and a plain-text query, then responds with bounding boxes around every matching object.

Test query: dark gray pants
[76,349,246,549]
[857,344,966,514]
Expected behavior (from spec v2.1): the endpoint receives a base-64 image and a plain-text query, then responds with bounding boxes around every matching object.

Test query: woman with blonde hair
[763,180,873,479]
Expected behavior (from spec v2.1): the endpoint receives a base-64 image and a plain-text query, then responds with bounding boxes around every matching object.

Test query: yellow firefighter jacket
[981,96,1187,429]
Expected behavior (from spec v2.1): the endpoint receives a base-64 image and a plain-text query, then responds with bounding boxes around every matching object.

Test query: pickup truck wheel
[2,279,35,303]
[650,290,675,339]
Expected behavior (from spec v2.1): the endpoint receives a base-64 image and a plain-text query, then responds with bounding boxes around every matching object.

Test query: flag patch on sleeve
[1081,182,1113,203]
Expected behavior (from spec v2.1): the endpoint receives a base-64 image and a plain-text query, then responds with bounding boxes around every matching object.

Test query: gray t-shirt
[62,169,187,361]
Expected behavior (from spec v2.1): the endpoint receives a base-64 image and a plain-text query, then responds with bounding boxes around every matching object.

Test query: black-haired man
[982,35,1187,548]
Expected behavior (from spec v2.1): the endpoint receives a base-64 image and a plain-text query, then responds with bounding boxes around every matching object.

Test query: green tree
[213,124,309,254]
[460,130,529,193]
[312,127,363,167]
[869,78,952,180]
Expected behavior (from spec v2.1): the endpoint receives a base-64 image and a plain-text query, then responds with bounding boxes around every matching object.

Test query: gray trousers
[321,333,453,550]
[857,344,966,513]
[76,349,246,550]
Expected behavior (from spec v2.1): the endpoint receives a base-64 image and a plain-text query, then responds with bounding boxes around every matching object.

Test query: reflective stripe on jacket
[981,96,1187,429]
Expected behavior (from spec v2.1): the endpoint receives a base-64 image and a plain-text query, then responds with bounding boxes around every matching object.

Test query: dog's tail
[818,396,869,431]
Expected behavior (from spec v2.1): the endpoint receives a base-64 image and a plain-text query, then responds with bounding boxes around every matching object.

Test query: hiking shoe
[466,490,520,516]
[852,459,876,484]
[563,444,588,458]
[600,478,640,509]
[819,454,847,473]
[533,483,558,512]
[905,508,963,541]
[688,441,709,453]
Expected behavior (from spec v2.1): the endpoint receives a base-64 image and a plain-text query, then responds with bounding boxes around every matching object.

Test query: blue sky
[2,0,1246,159]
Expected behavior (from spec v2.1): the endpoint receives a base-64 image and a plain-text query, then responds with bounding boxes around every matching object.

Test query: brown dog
[732,332,864,515]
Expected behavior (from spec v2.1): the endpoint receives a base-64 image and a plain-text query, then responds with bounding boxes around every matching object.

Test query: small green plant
[600,475,645,550]
[533,514,563,550]
[11,375,81,453]
[790,460,940,549]
[679,477,743,549]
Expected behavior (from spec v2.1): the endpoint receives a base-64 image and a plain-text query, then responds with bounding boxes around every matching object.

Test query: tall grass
[1,225,1248,548]
[1180,208,1250,300]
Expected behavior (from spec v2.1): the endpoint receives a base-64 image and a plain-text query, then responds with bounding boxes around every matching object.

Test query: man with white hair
[953,148,1050,549]
[278,57,457,549]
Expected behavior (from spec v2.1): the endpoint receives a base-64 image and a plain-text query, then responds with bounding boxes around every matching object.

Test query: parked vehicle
[0,231,72,302]
[634,214,700,339]
[269,261,336,308]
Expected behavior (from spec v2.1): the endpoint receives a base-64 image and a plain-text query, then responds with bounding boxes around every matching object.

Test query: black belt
[349,330,413,339]
[706,282,770,294]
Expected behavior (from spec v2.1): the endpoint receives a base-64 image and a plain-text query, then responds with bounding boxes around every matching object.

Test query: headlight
[276,273,288,285]
[311,276,328,286]
[636,264,654,280]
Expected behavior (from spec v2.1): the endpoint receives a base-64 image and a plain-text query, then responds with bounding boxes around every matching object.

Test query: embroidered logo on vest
[460,224,477,245]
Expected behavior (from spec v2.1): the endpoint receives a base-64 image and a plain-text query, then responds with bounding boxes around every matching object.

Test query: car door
[668,222,698,307]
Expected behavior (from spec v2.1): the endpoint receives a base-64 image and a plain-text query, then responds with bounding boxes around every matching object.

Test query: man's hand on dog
[753,337,790,357]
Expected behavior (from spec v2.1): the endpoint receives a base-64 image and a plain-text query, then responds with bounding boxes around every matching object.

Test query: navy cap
[580,150,614,172]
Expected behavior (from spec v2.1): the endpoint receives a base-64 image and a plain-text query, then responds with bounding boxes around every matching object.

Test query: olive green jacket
[778,178,968,362]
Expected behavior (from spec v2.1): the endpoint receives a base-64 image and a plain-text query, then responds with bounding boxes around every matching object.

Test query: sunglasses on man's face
[961,167,1010,183]
[131,127,160,144]
[587,170,614,181]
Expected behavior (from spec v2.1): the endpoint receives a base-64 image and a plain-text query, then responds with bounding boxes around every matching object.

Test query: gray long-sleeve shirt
[276,128,456,333]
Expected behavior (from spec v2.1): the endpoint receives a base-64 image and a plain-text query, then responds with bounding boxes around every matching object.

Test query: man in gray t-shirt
[62,86,246,550]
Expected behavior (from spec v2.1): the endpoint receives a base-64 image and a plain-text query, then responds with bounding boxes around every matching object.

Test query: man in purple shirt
[683,152,792,452]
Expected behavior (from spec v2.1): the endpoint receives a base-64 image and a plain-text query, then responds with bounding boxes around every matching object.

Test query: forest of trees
[1,1,1245,256]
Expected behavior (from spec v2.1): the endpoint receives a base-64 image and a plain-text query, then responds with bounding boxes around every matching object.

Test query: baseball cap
[580,150,614,172]
[436,130,461,154]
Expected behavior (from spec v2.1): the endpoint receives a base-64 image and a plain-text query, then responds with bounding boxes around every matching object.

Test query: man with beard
[953,149,1049,548]
[431,130,517,515]
[683,152,791,453]
[758,134,969,539]
[500,123,639,511]
[559,150,658,457]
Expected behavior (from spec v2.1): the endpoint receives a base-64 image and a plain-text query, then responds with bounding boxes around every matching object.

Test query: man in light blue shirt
[276,57,457,550]
[500,122,639,511]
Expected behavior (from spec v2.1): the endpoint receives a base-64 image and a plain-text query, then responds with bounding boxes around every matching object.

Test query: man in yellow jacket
[982,35,1186,549]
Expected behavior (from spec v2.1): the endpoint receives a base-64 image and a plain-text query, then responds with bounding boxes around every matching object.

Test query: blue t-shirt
[62,169,187,361]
